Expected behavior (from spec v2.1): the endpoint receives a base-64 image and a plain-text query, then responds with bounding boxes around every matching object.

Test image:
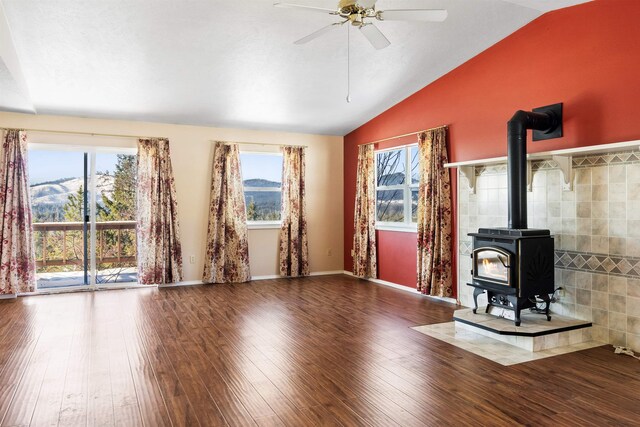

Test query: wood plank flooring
[0,274,639,426]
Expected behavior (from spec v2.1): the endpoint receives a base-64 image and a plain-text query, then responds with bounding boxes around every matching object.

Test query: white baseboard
[250,275,280,280]
[0,293,17,300]
[310,270,345,276]
[251,270,345,281]
[159,280,204,288]
[162,271,346,286]
[342,270,458,305]
[429,295,458,304]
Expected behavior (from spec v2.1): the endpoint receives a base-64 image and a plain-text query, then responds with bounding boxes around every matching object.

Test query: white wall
[0,112,344,281]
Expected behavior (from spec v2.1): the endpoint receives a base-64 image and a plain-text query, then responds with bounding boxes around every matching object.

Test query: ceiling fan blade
[377,9,448,22]
[359,23,390,50]
[357,0,378,8]
[274,2,338,14]
[294,22,342,45]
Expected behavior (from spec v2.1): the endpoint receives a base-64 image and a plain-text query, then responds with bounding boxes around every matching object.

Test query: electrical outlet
[189,255,195,264]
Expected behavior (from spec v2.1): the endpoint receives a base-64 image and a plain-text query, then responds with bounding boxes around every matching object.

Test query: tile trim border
[554,249,640,278]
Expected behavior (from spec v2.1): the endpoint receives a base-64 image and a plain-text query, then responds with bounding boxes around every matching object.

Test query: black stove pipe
[507,110,560,229]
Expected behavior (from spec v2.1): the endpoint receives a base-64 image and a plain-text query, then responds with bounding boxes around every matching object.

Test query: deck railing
[33,221,136,268]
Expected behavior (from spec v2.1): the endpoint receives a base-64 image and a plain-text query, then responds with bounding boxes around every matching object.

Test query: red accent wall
[376,230,418,287]
[344,1,640,295]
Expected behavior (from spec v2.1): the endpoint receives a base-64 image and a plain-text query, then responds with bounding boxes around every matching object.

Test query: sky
[29,150,122,185]
[240,153,282,182]
[28,150,282,185]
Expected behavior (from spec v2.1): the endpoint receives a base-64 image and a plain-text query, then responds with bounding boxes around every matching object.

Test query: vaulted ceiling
[0,0,590,135]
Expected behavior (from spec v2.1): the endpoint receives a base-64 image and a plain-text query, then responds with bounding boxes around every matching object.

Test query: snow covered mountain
[30,174,115,207]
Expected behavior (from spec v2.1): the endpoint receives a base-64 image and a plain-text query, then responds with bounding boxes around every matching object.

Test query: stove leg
[507,295,521,327]
[472,287,484,314]
[539,294,552,321]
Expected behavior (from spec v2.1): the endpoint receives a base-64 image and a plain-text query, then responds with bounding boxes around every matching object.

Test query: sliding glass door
[30,150,87,288]
[93,152,137,285]
[29,147,137,289]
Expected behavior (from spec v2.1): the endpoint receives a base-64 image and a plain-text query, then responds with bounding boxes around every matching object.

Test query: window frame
[374,143,419,232]
[240,150,283,229]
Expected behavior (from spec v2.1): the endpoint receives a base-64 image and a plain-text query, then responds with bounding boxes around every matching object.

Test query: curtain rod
[361,124,448,146]
[13,128,162,140]
[211,140,308,148]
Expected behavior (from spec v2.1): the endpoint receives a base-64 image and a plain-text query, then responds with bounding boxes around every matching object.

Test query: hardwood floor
[0,275,639,426]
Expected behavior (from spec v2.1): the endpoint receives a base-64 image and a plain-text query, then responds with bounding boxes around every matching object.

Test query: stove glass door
[474,248,510,285]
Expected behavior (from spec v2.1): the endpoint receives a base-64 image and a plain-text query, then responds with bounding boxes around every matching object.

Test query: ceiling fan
[274,0,448,50]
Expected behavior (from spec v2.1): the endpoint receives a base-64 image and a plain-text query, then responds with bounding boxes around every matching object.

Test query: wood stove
[467,105,561,326]
[469,228,554,326]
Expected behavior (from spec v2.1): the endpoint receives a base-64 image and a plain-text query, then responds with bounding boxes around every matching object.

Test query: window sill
[247,221,282,230]
[375,224,418,233]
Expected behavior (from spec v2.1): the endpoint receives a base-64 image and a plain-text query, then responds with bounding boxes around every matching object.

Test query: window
[240,152,282,224]
[376,144,419,229]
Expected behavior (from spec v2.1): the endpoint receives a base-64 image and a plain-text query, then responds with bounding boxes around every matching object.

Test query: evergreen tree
[59,186,85,267]
[63,186,85,222]
[98,155,137,263]
[101,155,136,221]
[247,199,258,221]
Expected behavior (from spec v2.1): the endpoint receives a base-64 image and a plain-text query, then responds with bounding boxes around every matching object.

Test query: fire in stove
[481,257,504,280]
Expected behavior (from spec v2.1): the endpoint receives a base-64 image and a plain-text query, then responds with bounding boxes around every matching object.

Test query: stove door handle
[498,254,510,269]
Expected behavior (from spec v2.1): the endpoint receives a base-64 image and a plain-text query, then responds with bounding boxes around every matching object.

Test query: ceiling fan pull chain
[346,23,351,103]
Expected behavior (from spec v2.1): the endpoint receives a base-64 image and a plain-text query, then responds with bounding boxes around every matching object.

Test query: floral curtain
[352,144,377,278]
[416,127,453,296]
[136,138,183,284]
[0,129,36,295]
[279,146,309,277]
[203,142,251,283]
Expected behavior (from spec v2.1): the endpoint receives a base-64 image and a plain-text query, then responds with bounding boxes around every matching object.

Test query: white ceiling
[0,0,590,135]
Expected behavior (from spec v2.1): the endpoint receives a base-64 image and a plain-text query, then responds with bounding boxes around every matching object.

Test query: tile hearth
[453,308,592,351]
[412,309,604,366]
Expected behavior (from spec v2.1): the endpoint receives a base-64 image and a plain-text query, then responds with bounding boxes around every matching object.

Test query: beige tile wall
[458,152,640,350]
